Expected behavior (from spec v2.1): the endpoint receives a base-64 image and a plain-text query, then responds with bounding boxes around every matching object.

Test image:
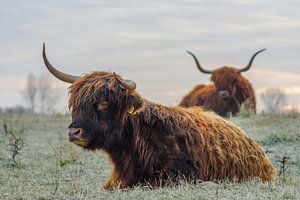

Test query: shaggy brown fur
[180,67,256,116]
[66,71,276,189]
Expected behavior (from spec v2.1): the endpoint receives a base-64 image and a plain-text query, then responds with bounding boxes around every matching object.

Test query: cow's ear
[126,94,143,115]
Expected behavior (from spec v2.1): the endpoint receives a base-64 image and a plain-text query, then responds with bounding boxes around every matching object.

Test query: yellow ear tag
[128,105,137,115]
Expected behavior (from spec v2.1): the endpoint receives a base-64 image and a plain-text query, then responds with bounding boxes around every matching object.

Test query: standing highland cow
[180,49,266,117]
[42,43,275,189]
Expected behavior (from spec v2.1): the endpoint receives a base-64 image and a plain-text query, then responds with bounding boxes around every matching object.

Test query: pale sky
[1,0,300,111]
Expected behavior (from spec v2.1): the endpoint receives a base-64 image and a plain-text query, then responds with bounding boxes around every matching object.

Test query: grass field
[0,111,299,199]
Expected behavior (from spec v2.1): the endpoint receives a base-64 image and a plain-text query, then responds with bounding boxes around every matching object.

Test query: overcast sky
[1,0,300,111]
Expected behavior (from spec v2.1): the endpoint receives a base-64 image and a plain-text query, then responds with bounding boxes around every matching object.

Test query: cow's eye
[98,101,109,110]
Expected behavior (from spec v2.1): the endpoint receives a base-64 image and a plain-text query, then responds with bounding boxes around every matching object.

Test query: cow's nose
[217,90,230,99]
[68,127,81,138]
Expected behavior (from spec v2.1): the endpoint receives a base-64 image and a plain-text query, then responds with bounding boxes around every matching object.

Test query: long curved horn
[237,49,266,73]
[113,72,136,91]
[42,43,80,83]
[186,51,213,74]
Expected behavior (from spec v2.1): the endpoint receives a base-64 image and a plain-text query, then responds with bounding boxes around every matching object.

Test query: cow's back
[179,84,215,107]
[174,107,276,182]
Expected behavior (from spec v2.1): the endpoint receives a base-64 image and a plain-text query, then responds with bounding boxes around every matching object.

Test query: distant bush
[2,105,31,116]
[236,103,256,118]
[260,88,287,113]
[21,73,61,114]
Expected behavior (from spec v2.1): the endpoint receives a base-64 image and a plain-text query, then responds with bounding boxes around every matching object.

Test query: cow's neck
[102,115,147,187]
[235,86,249,104]
[221,98,240,116]
[236,78,253,102]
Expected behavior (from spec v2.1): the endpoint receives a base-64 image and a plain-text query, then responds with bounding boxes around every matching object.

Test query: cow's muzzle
[68,127,83,141]
[217,90,230,100]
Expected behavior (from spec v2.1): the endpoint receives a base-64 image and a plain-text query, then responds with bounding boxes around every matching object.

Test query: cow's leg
[103,167,118,190]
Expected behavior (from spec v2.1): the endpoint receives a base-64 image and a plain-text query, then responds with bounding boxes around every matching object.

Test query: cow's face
[211,67,241,101]
[67,72,142,150]
[41,44,142,150]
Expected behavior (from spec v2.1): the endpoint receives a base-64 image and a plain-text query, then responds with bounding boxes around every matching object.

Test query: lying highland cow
[180,49,266,116]
[42,43,276,189]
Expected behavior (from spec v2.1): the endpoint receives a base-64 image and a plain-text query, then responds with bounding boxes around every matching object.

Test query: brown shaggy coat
[67,72,275,189]
[180,67,256,116]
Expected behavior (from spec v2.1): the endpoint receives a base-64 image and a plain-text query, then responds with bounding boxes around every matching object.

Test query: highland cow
[42,43,276,189]
[180,49,266,116]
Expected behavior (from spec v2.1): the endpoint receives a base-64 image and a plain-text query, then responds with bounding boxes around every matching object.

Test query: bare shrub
[260,88,287,113]
[2,115,26,167]
[275,154,291,183]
